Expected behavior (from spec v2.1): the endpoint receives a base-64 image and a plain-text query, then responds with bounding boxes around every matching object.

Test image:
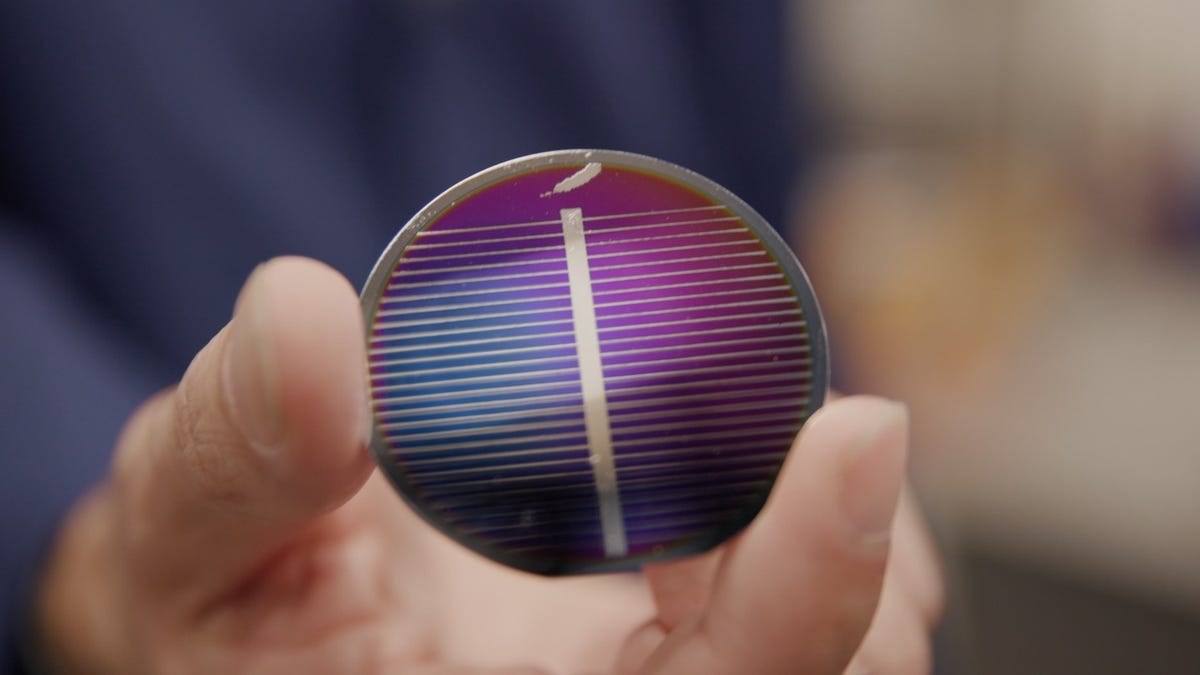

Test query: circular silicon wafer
[361,150,827,575]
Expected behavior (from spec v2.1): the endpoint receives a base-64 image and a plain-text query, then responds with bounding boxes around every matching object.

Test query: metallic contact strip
[585,222,743,243]
[394,430,589,456]
[370,328,578,355]
[597,309,805,336]
[368,311,801,357]
[375,344,805,380]
[561,207,628,558]
[438,478,768,509]
[391,258,569,277]
[370,366,581,393]
[405,217,741,250]
[382,416,586,440]
[371,315,573,337]
[430,474,773,505]
[402,229,750,269]
[384,280,572,303]
[392,404,805,446]
[372,359,812,408]
[417,204,726,237]
[592,261,777,285]
[604,358,813,384]
[582,216,737,236]
[403,242,568,261]
[387,268,567,290]
[450,490,751,519]
[373,342,577,366]
[372,379,585,406]
[599,318,813,346]
[592,284,792,308]
[604,368,812,397]
[379,382,808,422]
[375,305,572,328]
[375,277,786,326]
[389,260,776,295]
[597,345,810,371]
[419,451,789,490]
[588,249,767,273]
[379,399,584,422]
[371,319,797,365]
[600,296,797,322]
[468,496,748,532]
[607,387,810,411]
[401,444,592,465]
[376,293,573,316]
[589,273,784,298]
[587,238,762,260]
[604,333,808,357]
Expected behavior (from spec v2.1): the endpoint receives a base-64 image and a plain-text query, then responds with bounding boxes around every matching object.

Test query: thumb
[111,256,374,611]
[639,396,908,675]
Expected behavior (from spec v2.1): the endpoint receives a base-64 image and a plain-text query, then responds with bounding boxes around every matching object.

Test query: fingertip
[257,255,360,300]
[773,395,909,552]
[234,256,372,512]
[792,395,908,467]
[838,399,909,547]
[658,396,909,673]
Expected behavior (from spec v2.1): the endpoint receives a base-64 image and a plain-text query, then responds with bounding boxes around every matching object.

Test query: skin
[35,257,942,674]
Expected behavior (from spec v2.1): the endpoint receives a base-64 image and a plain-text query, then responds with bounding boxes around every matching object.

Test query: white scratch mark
[542,162,602,197]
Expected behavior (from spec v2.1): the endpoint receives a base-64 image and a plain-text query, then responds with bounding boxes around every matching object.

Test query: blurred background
[791,1,1200,672]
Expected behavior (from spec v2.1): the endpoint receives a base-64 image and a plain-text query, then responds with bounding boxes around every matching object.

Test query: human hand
[34,257,941,674]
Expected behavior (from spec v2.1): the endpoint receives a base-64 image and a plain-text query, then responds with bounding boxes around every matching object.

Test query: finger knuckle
[111,389,174,496]
[170,379,249,508]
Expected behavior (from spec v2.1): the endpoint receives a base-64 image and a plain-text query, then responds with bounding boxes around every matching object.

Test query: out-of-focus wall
[791,0,1200,654]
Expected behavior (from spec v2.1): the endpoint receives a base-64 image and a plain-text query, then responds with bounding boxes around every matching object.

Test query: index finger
[640,396,909,675]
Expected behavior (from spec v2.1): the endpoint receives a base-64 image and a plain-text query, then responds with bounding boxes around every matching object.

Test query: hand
[35,257,941,674]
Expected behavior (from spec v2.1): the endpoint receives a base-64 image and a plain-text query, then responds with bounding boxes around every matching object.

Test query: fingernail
[840,400,908,546]
[223,264,284,448]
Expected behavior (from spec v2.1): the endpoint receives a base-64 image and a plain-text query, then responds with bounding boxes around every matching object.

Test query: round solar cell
[361,150,827,575]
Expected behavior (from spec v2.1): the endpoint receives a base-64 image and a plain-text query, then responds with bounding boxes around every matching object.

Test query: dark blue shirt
[0,1,800,666]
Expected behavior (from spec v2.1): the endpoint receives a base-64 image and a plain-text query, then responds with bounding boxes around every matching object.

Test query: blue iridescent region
[369,214,603,559]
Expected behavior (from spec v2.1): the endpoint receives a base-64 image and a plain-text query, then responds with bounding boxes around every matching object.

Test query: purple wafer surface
[365,155,820,572]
